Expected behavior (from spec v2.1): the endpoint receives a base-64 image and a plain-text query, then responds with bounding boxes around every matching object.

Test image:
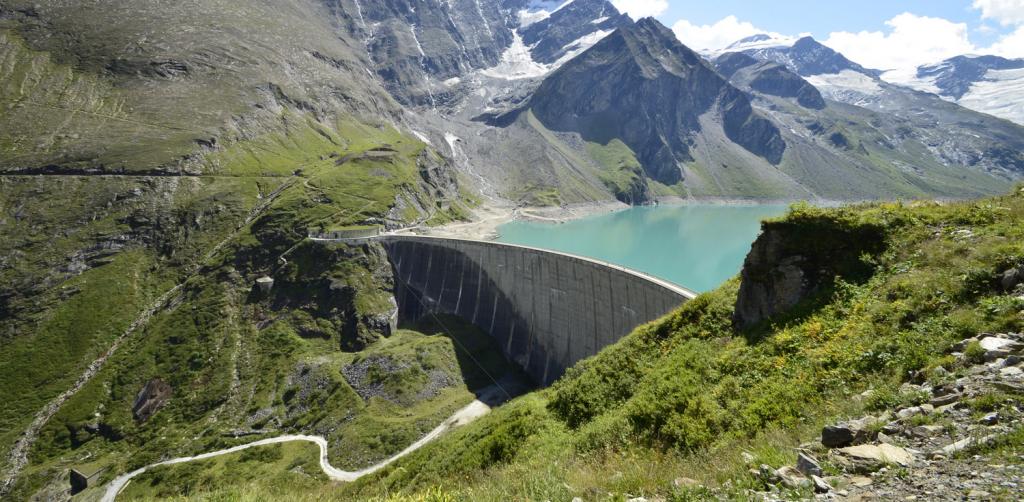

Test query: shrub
[964,341,986,364]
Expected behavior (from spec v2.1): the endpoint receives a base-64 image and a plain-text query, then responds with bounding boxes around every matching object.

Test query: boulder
[776,466,811,489]
[837,443,914,469]
[1000,366,1023,377]
[1000,267,1022,291]
[796,452,823,477]
[929,393,961,407]
[979,336,1021,352]
[911,425,944,437]
[811,474,831,493]
[932,434,998,457]
[822,417,878,448]
[897,406,923,419]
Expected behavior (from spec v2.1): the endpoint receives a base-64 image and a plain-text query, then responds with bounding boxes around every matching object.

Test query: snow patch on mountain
[551,29,614,67]
[882,68,941,94]
[710,33,798,57]
[958,68,1024,125]
[519,0,575,28]
[481,25,613,80]
[806,70,883,105]
[481,31,550,80]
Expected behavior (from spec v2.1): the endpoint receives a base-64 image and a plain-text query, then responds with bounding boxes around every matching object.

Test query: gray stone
[911,425,944,437]
[934,435,999,456]
[811,475,831,493]
[837,443,915,469]
[822,417,877,448]
[986,349,1013,362]
[1000,267,1022,291]
[979,336,1021,352]
[777,466,811,489]
[930,393,961,407]
[898,406,924,419]
[1000,366,1023,377]
[797,452,824,476]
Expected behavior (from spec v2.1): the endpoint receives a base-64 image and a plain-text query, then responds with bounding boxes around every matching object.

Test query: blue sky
[654,1,1001,44]
[609,0,1024,70]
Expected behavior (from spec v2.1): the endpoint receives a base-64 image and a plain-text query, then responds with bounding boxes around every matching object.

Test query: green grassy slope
[126,187,1024,501]
[0,0,394,173]
[1,111,477,498]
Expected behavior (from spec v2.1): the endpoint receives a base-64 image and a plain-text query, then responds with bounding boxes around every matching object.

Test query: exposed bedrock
[380,236,693,386]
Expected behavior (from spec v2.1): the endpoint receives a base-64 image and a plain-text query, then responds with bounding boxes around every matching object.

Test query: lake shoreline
[419,197,811,241]
[492,202,793,292]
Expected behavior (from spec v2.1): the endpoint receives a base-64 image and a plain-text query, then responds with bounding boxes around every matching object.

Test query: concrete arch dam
[379,236,696,386]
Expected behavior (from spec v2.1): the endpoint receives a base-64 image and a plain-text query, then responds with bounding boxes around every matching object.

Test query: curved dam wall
[379,236,695,386]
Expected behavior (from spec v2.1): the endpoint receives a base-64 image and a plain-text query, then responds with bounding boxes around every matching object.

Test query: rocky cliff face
[519,0,630,64]
[527,18,785,185]
[716,52,826,110]
[733,211,886,329]
[329,0,518,106]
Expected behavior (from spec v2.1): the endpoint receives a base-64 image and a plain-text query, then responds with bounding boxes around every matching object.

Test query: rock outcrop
[520,0,631,65]
[715,53,826,110]
[733,213,885,329]
[132,378,172,423]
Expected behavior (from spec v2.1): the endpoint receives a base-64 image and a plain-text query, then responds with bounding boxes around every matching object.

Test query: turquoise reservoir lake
[496,204,790,293]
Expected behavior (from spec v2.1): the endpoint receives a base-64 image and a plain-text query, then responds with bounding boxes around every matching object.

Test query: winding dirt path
[100,400,491,501]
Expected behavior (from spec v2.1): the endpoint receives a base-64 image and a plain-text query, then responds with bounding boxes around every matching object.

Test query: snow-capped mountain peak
[883,55,1024,125]
[721,33,798,54]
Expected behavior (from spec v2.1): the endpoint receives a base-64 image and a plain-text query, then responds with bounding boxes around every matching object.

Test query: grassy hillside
[1,112,480,497]
[118,186,1024,501]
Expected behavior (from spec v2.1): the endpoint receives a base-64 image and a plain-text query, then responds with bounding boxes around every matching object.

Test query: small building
[255,276,275,293]
[69,466,105,494]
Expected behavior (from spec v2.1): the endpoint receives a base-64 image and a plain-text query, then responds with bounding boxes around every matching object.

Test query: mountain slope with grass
[0,1,486,498]
[123,186,1024,501]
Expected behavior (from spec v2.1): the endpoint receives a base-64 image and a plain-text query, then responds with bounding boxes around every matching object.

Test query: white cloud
[670,15,781,52]
[611,0,668,20]
[988,26,1024,56]
[823,13,976,71]
[973,0,1024,26]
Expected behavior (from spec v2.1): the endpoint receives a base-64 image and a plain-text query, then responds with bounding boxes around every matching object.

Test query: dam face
[379,236,694,386]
